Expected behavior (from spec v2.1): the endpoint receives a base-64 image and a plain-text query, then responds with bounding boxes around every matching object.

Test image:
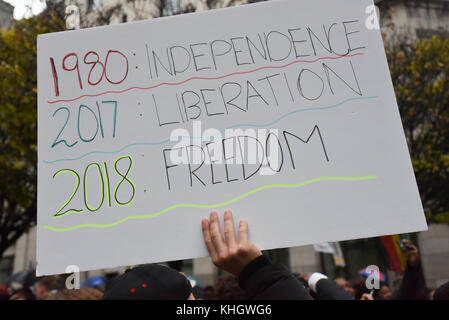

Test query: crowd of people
[1,211,448,300]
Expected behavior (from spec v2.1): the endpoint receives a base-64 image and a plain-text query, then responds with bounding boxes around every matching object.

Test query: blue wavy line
[42,96,378,164]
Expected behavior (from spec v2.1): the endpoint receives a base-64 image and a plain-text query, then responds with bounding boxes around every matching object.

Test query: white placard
[37,0,427,275]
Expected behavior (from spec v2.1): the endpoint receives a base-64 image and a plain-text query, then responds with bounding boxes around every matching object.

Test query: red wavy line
[47,53,364,104]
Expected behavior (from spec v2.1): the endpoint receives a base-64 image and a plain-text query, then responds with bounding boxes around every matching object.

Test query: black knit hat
[102,264,193,300]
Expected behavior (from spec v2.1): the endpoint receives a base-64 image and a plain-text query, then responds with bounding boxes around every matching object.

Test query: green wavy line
[43,176,377,232]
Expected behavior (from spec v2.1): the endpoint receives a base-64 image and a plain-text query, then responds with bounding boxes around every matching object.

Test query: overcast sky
[4,0,46,20]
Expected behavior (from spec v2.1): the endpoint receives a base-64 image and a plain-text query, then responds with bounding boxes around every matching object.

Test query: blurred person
[334,277,355,297]
[433,281,449,300]
[354,278,391,300]
[354,240,426,300]
[202,210,312,300]
[214,274,249,300]
[9,287,35,300]
[360,293,374,300]
[298,273,353,300]
[192,285,204,299]
[183,273,203,299]
[102,264,195,300]
[47,287,103,300]
[105,209,309,300]
[375,284,393,300]
[393,239,428,300]
[354,281,365,299]
[354,280,371,300]
[6,269,36,290]
[33,275,66,299]
[294,274,317,299]
[202,285,215,300]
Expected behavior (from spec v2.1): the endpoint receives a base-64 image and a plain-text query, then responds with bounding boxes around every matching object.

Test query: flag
[379,235,407,273]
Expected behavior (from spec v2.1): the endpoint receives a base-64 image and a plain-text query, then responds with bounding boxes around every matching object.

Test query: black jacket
[238,255,313,300]
[314,278,354,300]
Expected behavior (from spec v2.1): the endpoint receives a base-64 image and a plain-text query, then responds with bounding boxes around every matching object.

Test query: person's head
[102,264,194,300]
[214,274,249,300]
[47,287,103,300]
[334,277,355,297]
[202,285,215,300]
[433,281,449,300]
[34,275,66,299]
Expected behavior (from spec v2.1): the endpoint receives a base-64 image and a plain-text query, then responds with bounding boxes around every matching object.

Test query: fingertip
[210,211,218,220]
[224,210,232,219]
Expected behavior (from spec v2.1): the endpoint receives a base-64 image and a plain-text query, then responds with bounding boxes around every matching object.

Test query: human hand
[402,239,419,267]
[297,273,312,283]
[361,293,374,300]
[201,210,262,277]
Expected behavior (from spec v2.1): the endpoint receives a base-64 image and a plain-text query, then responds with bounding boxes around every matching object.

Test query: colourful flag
[379,235,407,273]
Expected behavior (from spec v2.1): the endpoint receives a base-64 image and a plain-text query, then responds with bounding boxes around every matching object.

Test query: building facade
[0,0,13,29]
[59,0,251,26]
[377,0,449,39]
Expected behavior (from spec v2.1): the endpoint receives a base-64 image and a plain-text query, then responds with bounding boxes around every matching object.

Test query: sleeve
[238,255,313,300]
[307,272,328,293]
[314,278,354,300]
[393,262,428,300]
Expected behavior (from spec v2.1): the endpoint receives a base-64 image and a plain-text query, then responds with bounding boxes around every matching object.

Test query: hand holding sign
[202,210,261,277]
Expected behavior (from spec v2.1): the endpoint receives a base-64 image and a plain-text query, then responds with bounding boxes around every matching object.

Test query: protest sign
[37,0,427,275]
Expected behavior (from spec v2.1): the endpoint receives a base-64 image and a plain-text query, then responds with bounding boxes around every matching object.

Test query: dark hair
[434,281,449,300]
[202,285,215,300]
[37,275,66,291]
[47,287,103,300]
[214,274,248,300]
